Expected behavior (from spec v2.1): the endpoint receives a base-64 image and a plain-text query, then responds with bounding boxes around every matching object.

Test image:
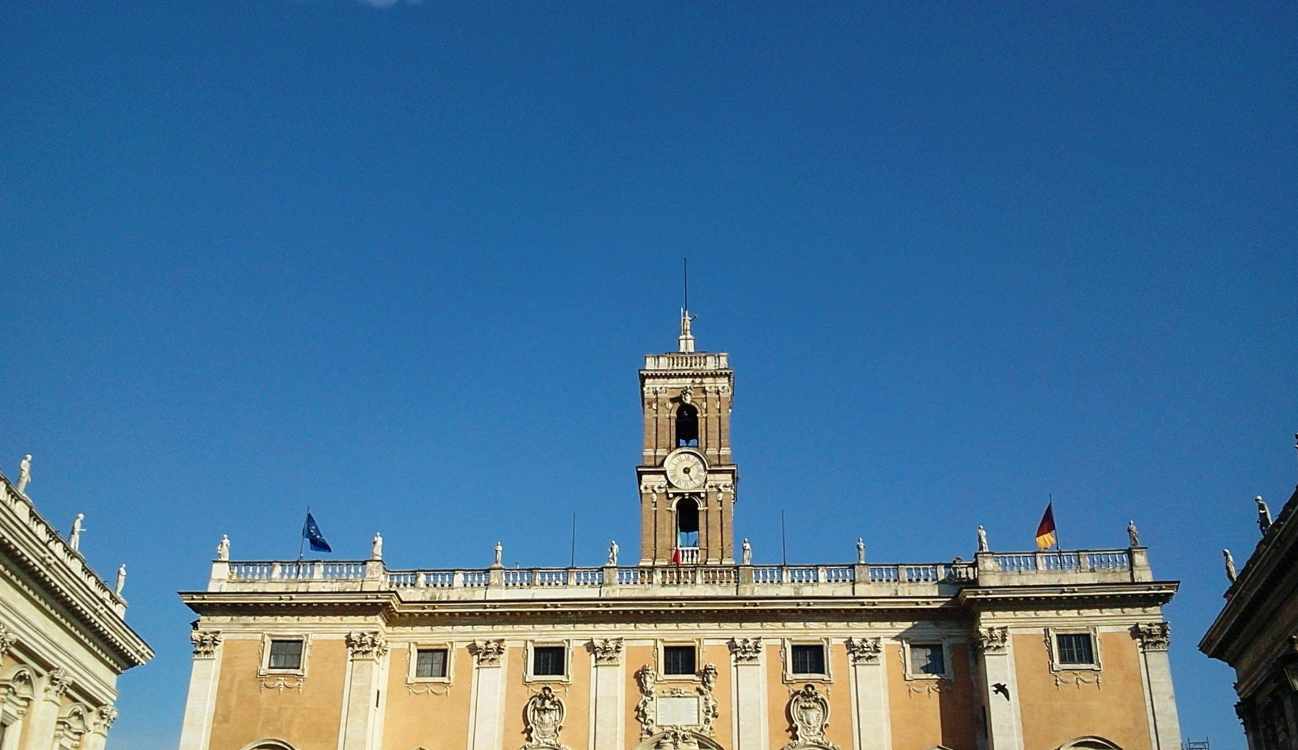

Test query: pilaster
[340,631,388,750]
[729,638,767,750]
[590,639,624,750]
[468,640,507,750]
[1134,623,1182,750]
[178,629,223,750]
[974,627,1023,750]
[80,706,117,750]
[846,637,890,750]
[18,669,69,750]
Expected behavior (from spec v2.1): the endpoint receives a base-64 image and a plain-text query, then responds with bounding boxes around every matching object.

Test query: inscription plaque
[656,695,700,726]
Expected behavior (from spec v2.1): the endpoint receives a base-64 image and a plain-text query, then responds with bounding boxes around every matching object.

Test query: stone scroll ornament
[783,684,839,750]
[522,686,569,750]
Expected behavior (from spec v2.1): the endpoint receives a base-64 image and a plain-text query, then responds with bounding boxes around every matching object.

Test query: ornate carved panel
[782,683,839,750]
[845,637,881,665]
[522,686,569,750]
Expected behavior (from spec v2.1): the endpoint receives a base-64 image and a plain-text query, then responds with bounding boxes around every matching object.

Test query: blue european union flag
[302,512,332,553]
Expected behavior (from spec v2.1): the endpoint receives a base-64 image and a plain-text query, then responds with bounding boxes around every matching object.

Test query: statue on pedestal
[976,525,989,553]
[1127,520,1141,547]
[492,540,503,568]
[607,539,619,566]
[1222,549,1237,583]
[1256,496,1273,534]
[741,537,752,565]
[69,513,85,551]
[856,537,866,564]
[16,454,32,494]
[371,532,383,561]
[216,534,230,561]
[114,564,127,596]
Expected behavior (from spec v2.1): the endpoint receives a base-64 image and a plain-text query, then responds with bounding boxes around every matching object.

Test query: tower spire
[678,257,695,353]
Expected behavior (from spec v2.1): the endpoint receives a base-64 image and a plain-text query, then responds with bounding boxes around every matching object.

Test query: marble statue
[1127,520,1141,547]
[493,540,503,568]
[741,537,752,565]
[977,525,989,553]
[1256,496,1273,534]
[216,534,230,561]
[1222,548,1237,583]
[607,539,619,566]
[114,564,127,596]
[16,454,32,494]
[856,536,866,564]
[371,532,383,561]
[69,513,85,552]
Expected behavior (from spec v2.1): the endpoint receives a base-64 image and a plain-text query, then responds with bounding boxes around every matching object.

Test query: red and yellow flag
[1035,502,1057,550]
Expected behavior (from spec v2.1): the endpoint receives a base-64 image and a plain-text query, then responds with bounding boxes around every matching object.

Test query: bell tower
[637,309,737,565]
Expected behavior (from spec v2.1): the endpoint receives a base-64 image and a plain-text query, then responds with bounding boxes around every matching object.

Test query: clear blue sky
[2,2,1294,748]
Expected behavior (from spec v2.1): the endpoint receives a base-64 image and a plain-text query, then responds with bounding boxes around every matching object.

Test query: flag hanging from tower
[302,512,333,553]
[1035,502,1057,550]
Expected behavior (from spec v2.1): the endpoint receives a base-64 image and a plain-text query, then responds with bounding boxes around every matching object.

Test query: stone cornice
[0,478,153,670]
[958,581,1178,608]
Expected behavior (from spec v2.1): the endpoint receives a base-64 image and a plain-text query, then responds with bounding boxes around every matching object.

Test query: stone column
[177,630,223,750]
[975,627,1024,750]
[468,640,507,750]
[729,638,767,750]
[341,632,388,750]
[590,639,624,750]
[846,637,891,750]
[1134,623,1182,750]
[79,706,117,750]
[19,669,69,750]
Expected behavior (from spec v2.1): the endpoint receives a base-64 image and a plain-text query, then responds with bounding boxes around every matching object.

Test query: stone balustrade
[210,547,1151,599]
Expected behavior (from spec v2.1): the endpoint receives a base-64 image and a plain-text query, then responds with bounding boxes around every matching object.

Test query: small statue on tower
[1255,496,1273,534]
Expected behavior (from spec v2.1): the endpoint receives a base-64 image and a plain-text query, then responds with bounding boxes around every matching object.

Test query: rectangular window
[532,646,566,677]
[791,644,826,675]
[1056,633,1095,666]
[663,645,697,675]
[909,643,945,676]
[268,639,304,671]
[415,648,448,679]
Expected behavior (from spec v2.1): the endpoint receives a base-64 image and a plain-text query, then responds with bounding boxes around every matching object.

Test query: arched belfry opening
[675,403,699,447]
[676,496,700,549]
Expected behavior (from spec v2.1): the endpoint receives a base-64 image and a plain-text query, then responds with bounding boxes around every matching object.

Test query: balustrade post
[269,562,281,580]
[602,565,617,586]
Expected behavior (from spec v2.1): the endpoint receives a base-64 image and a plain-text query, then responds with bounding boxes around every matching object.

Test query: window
[268,639,304,671]
[791,644,826,676]
[676,404,699,447]
[663,645,696,676]
[532,646,566,677]
[415,648,448,679]
[908,644,945,676]
[676,497,700,548]
[1055,633,1095,666]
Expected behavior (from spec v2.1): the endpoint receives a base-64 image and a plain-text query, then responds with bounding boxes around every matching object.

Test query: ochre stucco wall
[763,643,854,750]
[1015,631,1152,750]
[501,644,591,750]
[885,643,978,750]
[208,638,345,750]
[380,644,472,750]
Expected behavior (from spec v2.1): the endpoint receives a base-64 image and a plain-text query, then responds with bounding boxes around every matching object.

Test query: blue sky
[2,2,1295,748]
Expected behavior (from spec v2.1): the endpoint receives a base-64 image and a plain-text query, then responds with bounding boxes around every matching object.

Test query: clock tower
[637,309,737,565]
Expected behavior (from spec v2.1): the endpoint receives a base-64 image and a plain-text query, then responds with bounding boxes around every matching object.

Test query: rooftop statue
[492,540,503,568]
[69,513,85,552]
[856,537,866,564]
[1222,548,1237,583]
[1127,520,1142,547]
[115,563,127,596]
[977,525,989,553]
[1255,496,1273,534]
[607,539,618,566]
[216,534,230,561]
[16,454,32,494]
[741,537,751,565]
[371,532,383,561]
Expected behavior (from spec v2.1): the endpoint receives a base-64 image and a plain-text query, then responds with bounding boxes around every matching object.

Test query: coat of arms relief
[783,684,838,750]
[633,663,722,750]
[521,686,568,750]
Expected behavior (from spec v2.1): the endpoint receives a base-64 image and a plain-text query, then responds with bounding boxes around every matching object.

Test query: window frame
[525,641,571,683]
[782,638,832,682]
[406,642,453,684]
[657,640,702,680]
[1047,627,1102,672]
[901,639,952,681]
[259,634,309,677]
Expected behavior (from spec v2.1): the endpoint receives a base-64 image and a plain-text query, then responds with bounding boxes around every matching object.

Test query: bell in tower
[637,309,737,565]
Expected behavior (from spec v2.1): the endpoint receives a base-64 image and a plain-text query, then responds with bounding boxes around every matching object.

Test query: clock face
[664,451,706,490]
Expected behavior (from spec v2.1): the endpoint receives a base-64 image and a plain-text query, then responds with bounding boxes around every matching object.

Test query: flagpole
[298,506,308,561]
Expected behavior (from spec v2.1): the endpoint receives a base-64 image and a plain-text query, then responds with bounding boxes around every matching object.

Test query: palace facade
[0,466,154,749]
[177,313,1182,750]
[1199,454,1298,750]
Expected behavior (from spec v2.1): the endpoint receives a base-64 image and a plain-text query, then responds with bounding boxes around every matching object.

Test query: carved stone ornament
[633,663,720,741]
[45,668,72,699]
[1133,622,1171,652]
[975,627,1010,654]
[634,665,659,738]
[729,637,762,664]
[590,638,624,666]
[95,705,119,732]
[641,728,727,750]
[845,637,881,665]
[783,684,838,750]
[522,686,569,750]
[191,629,222,659]
[471,639,506,667]
[345,631,388,660]
[0,623,16,657]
